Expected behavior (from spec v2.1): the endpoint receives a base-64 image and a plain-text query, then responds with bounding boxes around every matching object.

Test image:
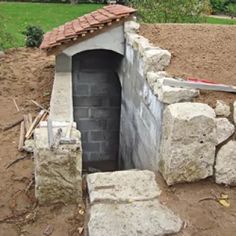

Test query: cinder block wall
[72,50,122,164]
[118,44,164,171]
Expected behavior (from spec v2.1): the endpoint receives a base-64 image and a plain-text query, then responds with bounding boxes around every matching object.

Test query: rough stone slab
[143,48,171,73]
[215,141,236,186]
[216,118,235,145]
[34,126,82,205]
[159,102,216,185]
[124,20,140,33]
[87,170,161,203]
[153,79,199,104]
[215,100,230,117]
[88,200,183,236]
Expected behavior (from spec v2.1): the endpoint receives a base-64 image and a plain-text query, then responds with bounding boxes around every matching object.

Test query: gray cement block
[77,119,107,131]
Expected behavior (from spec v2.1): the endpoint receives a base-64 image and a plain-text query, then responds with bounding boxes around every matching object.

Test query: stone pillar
[34,124,82,205]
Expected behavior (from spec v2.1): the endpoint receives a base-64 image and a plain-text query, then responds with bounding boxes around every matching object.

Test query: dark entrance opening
[72,50,123,172]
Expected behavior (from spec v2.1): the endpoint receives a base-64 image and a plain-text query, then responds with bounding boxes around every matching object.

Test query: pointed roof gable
[40,4,136,54]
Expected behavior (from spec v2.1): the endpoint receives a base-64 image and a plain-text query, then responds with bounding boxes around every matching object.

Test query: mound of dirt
[0,48,85,236]
[140,24,236,106]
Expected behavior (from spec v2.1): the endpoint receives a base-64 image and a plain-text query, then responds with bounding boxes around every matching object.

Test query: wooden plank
[163,78,236,93]
[12,98,20,112]
[25,110,46,139]
[31,100,49,113]
[28,113,33,126]
[18,121,25,152]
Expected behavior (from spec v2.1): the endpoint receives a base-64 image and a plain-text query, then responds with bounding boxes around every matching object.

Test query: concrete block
[160,102,216,185]
[88,200,183,236]
[82,142,100,152]
[87,170,161,203]
[34,126,82,205]
[74,107,89,118]
[215,141,236,186]
[77,119,107,131]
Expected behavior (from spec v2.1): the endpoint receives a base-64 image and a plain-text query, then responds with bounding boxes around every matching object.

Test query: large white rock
[88,200,183,236]
[216,118,235,145]
[215,141,236,186]
[87,170,161,203]
[124,21,140,33]
[34,126,82,205]
[143,48,171,73]
[153,78,199,104]
[215,100,230,117]
[159,102,216,185]
[233,101,236,124]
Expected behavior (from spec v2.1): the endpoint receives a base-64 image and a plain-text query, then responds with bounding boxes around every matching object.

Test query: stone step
[86,170,183,236]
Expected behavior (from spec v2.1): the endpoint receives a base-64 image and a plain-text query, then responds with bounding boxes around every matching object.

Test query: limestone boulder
[215,141,236,186]
[143,48,171,73]
[153,78,199,104]
[159,102,216,185]
[34,126,82,205]
[124,21,140,33]
[215,100,230,117]
[216,118,235,145]
[233,101,236,124]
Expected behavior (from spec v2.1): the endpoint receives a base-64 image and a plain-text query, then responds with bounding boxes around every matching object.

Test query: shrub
[210,0,227,13]
[23,25,44,48]
[226,3,236,17]
[128,0,210,23]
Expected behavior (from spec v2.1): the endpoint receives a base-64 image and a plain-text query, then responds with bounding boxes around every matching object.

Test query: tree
[128,0,211,23]
[226,3,236,17]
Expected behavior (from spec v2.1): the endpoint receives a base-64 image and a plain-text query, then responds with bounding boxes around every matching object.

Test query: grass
[205,16,236,25]
[0,2,104,48]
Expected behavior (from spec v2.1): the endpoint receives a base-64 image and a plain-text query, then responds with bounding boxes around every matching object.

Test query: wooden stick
[25,110,46,139]
[28,113,33,126]
[6,156,27,169]
[31,100,49,113]
[23,115,30,133]
[2,117,24,131]
[12,98,20,112]
[18,121,25,151]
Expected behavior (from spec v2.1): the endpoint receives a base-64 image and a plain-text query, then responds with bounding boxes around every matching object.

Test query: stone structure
[159,103,216,185]
[34,124,82,205]
[87,170,183,236]
[215,141,236,186]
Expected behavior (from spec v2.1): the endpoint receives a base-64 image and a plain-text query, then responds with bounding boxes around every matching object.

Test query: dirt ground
[0,48,85,236]
[1,44,236,236]
[140,24,236,107]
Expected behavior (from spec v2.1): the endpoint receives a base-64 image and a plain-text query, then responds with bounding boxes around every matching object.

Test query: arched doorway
[72,50,122,171]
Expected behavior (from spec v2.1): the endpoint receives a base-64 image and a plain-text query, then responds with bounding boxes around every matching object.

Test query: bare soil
[140,24,236,107]
[1,46,236,236]
[0,48,85,236]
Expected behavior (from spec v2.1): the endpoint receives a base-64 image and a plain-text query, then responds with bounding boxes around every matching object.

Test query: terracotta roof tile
[40,4,136,52]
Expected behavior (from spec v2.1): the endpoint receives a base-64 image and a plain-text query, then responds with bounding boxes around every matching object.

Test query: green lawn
[0,2,104,48]
[205,16,236,25]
